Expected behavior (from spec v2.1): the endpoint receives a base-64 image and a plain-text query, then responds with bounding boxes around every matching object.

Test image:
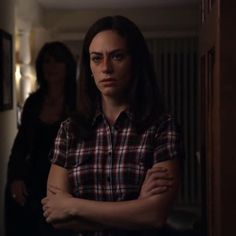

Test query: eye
[91,55,102,63]
[111,52,125,61]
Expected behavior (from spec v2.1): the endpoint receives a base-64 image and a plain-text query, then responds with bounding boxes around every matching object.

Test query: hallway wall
[0,0,16,234]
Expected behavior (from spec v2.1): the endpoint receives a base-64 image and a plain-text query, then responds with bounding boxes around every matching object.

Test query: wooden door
[199,0,236,235]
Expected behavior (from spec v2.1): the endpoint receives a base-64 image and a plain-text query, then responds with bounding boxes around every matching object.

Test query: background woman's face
[43,53,66,84]
[89,30,132,99]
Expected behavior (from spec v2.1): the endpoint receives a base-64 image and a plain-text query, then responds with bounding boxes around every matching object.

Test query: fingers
[143,167,170,183]
[139,166,175,199]
[41,197,47,205]
[140,178,172,198]
[41,196,58,223]
[41,193,73,225]
[41,197,51,222]
[144,178,173,191]
[149,186,168,195]
[144,168,173,186]
[146,166,172,177]
[42,202,58,224]
[43,208,50,221]
[147,172,173,183]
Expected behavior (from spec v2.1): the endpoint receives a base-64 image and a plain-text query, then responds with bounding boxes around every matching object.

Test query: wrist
[69,197,80,217]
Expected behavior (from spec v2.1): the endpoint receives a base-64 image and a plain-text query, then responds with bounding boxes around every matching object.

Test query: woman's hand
[139,165,174,199]
[10,180,28,206]
[42,192,74,224]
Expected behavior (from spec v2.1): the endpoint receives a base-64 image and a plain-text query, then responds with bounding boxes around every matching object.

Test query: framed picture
[0,29,13,111]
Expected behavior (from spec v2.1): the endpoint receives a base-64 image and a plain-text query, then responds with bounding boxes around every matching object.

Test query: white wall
[15,0,44,30]
[44,6,198,41]
[0,0,16,235]
[14,0,51,98]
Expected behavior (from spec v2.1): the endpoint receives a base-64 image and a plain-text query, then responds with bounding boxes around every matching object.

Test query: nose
[102,56,113,74]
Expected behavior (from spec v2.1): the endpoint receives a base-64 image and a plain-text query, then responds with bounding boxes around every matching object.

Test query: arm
[44,164,109,232]
[8,123,30,205]
[8,95,37,205]
[139,165,174,199]
[42,159,179,231]
[47,164,70,196]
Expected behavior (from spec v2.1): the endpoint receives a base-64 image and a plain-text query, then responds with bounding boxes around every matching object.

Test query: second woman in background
[5,41,77,236]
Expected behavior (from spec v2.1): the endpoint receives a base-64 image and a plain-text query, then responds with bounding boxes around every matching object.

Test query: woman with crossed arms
[42,15,183,236]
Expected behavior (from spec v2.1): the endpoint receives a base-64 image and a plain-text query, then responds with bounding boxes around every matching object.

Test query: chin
[102,91,125,101]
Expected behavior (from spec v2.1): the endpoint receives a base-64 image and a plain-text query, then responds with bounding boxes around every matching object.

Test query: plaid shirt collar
[91,105,134,129]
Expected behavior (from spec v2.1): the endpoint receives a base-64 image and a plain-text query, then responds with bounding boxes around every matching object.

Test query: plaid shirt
[51,111,183,236]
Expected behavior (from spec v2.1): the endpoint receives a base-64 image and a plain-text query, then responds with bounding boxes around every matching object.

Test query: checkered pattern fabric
[50,111,183,236]
[51,111,182,200]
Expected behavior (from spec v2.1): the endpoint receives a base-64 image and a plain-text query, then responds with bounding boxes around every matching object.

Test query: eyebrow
[89,49,126,55]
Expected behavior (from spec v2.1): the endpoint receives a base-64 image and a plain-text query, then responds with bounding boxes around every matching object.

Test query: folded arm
[42,159,179,232]
[44,164,107,231]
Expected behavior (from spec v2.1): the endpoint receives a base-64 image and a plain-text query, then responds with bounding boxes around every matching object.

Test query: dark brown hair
[73,15,164,138]
[36,41,77,111]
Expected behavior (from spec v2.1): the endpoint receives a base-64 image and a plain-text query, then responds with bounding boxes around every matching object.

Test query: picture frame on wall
[0,29,13,111]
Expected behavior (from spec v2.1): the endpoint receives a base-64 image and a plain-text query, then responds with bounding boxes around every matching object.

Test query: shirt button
[107,176,111,182]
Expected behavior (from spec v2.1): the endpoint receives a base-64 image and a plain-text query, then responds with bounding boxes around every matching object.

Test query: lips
[100,78,116,83]
[99,78,116,87]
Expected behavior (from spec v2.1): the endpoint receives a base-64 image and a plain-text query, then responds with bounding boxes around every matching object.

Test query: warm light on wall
[15,29,36,106]
[15,64,21,89]
[15,63,36,105]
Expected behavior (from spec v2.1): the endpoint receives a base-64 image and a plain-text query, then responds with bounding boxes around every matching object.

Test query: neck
[102,96,128,125]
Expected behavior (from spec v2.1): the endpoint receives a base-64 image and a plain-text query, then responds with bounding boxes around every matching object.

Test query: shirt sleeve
[153,114,184,163]
[50,120,69,168]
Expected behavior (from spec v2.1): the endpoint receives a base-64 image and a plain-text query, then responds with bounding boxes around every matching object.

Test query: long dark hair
[73,15,164,138]
[35,41,77,112]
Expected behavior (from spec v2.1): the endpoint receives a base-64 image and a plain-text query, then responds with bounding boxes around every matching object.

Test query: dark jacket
[7,91,43,183]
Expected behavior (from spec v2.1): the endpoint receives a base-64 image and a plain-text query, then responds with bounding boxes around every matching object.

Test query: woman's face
[43,53,67,84]
[89,30,132,100]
